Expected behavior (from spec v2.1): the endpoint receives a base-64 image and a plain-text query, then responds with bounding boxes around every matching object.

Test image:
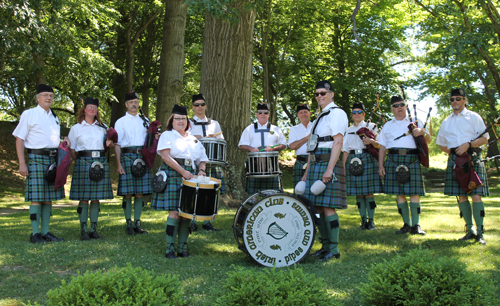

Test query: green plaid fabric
[383,150,425,196]
[206,165,226,194]
[117,147,153,196]
[293,158,307,187]
[151,163,193,211]
[346,152,382,196]
[25,153,65,202]
[444,153,489,196]
[69,155,113,201]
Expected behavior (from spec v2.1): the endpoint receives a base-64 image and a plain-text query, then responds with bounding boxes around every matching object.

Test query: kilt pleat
[206,165,226,194]
[293,160,307,187]
[303,148,347,209]
[69,156,113,201]
[384,151,425,196]
[346,152,382,196]
[246,176,281,194]
[117,147,153,196]
[150,163,193,211]
[444,153,489,196]
[25,153,65,202]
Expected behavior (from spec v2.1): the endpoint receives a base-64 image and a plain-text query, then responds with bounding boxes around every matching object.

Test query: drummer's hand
[250,147,259,152]
[378,166,385,178]
[207,134,216,138]
[105,139,114,148]
[322,169,333,184]
[456,142,470,156]
[117,164,125,175]
[183,170,193,180]
[264,146,274,152]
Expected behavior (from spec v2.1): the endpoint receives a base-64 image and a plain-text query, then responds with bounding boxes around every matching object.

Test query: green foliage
[214,265,335,305]
[45,263,185,306]
[360,249,499,306]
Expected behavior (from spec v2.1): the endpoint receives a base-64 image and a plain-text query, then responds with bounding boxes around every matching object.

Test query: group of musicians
[14,82,489,261]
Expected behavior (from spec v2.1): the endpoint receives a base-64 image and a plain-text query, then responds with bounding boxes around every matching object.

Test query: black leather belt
[174,158,192,166]
[310,153,331,163]
[122,148,141,154]
[388,149,418,155]
[77,150,105,158]
[349,149,368,154]
[318,136,334,142]
[27,148,58,156]
[296,155,308,162]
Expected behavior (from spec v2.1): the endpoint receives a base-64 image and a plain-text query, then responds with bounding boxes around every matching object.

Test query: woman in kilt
[151,105,209,259]
[302,80,348,261]
[342,102,382,230]
[68,97,114,240]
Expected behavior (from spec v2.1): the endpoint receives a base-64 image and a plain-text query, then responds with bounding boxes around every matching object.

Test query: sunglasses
[392,102,406,108]
[257,111,269,115]
[314,91,329,97]
[193,103,206,107]
[352,110,364,115]
[449,97,463,102]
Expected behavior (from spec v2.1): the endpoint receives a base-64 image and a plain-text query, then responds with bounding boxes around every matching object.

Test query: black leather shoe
[309,248,328,257]
[410,224,426,235]
[366,220,376,230]
[458,231,477,241]
[43,232,65,242]
[126,226,136,236]
[396,223,411,234]
[360,220,367,230]
[202,222,220,231]
[89,231,103,239]
[134,226,148,234]
[177,251,190,258]
[81,230,90,241]
[165,251,177,259]
[476,235,486,245]
[319,251,340,261]
[30,233,46,244]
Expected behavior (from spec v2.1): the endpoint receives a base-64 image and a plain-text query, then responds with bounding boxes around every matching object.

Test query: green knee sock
[397,202,411,226]
[318,213,329,250]
[472,202,485,235]
[366,197,376,220]
[29,205,42,234]
[123,197,132,221]
[409,202,421,226]
[178,219,191,252]
[356,197,367,222]
[133,197,143,222]
[78,202,89,223]
[89,202,100,232]
[40,203,51,235]
[325,214,340,254]
[458,201,474,234]
[165,217,180,253]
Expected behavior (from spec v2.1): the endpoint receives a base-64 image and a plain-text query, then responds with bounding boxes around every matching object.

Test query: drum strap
[193,118,212,137]
[254,122,271,149]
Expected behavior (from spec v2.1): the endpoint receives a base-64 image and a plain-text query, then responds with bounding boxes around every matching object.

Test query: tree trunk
[200,4,256,199]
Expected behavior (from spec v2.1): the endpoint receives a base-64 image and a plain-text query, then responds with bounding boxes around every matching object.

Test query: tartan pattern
[117,147,153,196]
[384,151,425,196]
[246,176,281,194]
[346,152,382,196]
[25,153,65,202]
[69,156,113,201]
[302,148,347,209]
[444,154,489,196]
[206,165,226,194]
[293,159,307,187]
[150,163,193,211]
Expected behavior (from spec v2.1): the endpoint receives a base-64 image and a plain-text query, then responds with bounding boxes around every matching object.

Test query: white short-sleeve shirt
[288,122,311,155]
[12,105,61,149]
[238,122,287,148]
[342,121,379,152]
[114,112,149,147]
[157,130,209,168]
[68,120,106,152]
[310,102,348,149]
[189,116,224,139]
[436,108,488,149]
[378,116,427,149]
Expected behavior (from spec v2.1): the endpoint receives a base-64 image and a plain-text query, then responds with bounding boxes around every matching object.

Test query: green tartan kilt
[25,153,65,202]
[246,176,281,194]
[69,156,113,201]
[302,148,347,209]
[293,159,307,187]
[444,153,489,196]
[384,152,425,196]
[346,152,382,196]
[117,148,153,196]
[150,163,193,211]
[206,164,226,194]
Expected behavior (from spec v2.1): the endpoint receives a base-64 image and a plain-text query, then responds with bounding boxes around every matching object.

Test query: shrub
[359,249,498,306]
[214,265,335,306]
[45,263,185,306]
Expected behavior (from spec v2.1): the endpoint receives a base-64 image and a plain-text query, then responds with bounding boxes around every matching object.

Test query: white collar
[36,104,51,116]
[125,112,140,119]
[81,120,98,126]
[193,115,208,122]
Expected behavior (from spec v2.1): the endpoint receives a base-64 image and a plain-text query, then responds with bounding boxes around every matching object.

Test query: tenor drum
[179,176,221,221]
[233,190,315,267]
[200,138,227,166]
[246,152,281,178]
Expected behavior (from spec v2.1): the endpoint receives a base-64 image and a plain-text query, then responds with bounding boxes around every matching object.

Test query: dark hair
[76,106,102,125]
[165,114,190,131]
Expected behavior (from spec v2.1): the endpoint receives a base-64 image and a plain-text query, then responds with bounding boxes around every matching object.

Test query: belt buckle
[398,149,407,156]
[355,149,363,154]
[185,159,191,166]
[92,151,100,158]
[310,155,316,163]
[49,150,57,157]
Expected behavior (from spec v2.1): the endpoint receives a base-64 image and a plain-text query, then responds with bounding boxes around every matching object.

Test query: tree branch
[350,0,364,43]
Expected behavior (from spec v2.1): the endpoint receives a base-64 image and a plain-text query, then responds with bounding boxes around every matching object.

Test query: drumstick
[259,144,279,152]
[213,131,222,136]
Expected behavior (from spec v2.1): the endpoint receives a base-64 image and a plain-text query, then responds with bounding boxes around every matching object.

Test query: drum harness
[254,122,272,151]
[193,118,212,137]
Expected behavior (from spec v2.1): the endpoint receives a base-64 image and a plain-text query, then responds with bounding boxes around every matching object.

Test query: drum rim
[199,137,227,143]
[248,151,279,156]
[183,175,221,188]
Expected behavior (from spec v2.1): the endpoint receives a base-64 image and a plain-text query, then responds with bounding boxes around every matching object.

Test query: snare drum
[233,190,315,267]
[200,138,227,166]
[246,151,281,178]
[179,176,221,221]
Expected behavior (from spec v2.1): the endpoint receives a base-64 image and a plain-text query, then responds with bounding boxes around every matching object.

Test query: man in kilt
[189,93,224,231]
[378,96,431,235]
[288,104,311,188]
[436,88,489,245]
[342,102,382,230]
[114,91,152,235]
[238,103,287,194]
[302,80,348,261]
[13,84,69,243]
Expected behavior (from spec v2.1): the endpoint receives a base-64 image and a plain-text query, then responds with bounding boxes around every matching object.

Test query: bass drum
[233,190,315,267]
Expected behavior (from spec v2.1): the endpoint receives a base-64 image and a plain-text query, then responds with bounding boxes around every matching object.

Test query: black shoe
[165,251,177,259]
[396,223,411,235]
[360,220,367,230]
[42,232,65,242]
[319,251,340,261]
[366,220,376,230]
[89,231,103,239]
[410,224,426,235]
[202,222,220,231]
[458,231,477,241]
[476,235,486,245]
[177,251,190,258]
[81,230,90,241]
[190,222,198,232]
[134,226,148,234]
[30,233,46,244]
[126,226,136,236]
[310,248,328,257]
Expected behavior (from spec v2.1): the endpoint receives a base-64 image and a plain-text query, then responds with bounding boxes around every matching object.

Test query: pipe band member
[288,103,312,188]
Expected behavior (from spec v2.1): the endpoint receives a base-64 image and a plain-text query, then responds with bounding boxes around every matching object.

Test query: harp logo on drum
[266,222,288,240]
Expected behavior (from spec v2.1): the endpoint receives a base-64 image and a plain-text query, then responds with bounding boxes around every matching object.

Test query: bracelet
[199,169,206,172]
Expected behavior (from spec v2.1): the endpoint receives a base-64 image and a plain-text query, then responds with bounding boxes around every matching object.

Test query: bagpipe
[139,106,161,169]
[355,92,383,160]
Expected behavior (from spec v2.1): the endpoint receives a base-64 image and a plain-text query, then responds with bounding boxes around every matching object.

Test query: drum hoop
[199,138,227,144]
[182,176,221,189]
[248,151,279,157]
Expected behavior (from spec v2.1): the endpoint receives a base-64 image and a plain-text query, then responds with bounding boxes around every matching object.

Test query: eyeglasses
[392,103,406,108]
[40,93,54,99]
[173,117,187,121]
[314,91,329,97]
[193,103,206,107]
[257,111,269,115]
[449,97,463,102]
[86,105,98,110]
[352,110,364,115]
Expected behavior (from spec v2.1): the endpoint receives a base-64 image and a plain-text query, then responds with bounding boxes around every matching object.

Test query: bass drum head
[234,190,315,267]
